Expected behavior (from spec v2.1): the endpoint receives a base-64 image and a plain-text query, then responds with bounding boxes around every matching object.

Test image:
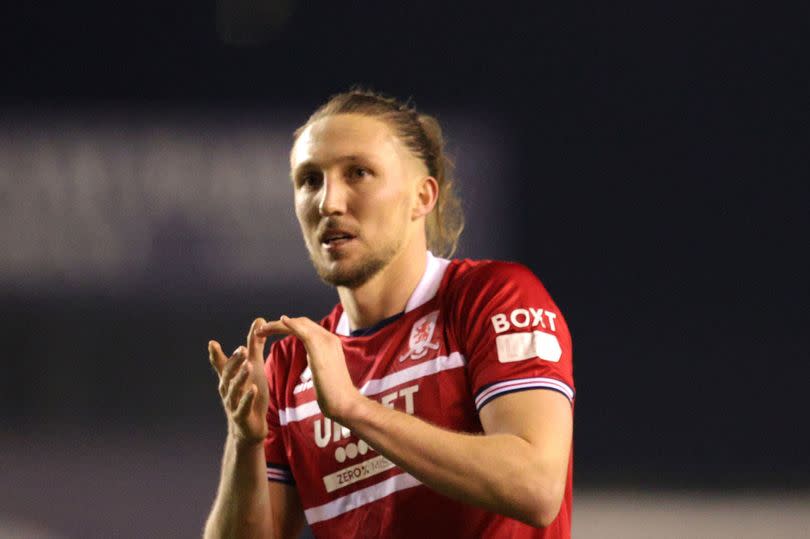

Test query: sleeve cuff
[474,377,575,411]
[266,462,295,484]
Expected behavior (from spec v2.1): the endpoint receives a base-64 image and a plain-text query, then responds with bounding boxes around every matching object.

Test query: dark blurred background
[1,2,808,537]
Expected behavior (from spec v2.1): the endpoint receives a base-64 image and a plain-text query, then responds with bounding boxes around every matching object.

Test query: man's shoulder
[443,257,543,297]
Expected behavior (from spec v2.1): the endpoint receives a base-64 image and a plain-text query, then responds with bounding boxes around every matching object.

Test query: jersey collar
[335,251,451,337]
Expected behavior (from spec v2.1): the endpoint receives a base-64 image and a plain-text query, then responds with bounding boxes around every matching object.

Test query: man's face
[290,114,425,288]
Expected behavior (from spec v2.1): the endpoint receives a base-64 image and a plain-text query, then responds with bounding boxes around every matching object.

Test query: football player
[205,89,575,538]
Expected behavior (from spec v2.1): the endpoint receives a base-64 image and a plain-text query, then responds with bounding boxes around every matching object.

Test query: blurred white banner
[0,108,516,293]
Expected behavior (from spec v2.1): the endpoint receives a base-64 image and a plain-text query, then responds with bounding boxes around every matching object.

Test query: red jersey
[264,253,575,538]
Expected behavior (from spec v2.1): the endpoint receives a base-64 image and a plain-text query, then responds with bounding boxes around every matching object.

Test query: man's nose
[318,176,347,216]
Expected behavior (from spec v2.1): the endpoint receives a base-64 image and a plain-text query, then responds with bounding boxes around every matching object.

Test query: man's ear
[412,176,439,220]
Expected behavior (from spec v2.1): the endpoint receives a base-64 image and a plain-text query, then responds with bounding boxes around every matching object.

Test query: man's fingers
[280,315,308,338]
[254,316,330,347]
[221,346,248,382]
[248,317,268,362]
[208,340,228,375]
[234,383,257,420]
[281,315,331,344]
[254,319,292,338]
[226,360,251,410]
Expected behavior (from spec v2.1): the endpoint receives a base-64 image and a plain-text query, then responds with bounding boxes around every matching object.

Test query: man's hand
[256,316,362,421]
[209,318,270,445]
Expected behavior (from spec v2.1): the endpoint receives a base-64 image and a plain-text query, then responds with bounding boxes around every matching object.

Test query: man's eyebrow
[292,160,316,174]
[291,154,371,176]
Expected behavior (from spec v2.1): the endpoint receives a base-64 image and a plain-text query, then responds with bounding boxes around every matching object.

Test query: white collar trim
[335,251,450,336]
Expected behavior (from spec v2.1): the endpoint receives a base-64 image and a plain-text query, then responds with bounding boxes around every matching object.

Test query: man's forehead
[291,114,399,168]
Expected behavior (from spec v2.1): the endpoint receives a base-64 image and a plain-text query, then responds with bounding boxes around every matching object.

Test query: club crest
[399,310,440,361]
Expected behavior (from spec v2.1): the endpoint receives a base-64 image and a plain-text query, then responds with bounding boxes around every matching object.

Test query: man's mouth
[319,229,356,247]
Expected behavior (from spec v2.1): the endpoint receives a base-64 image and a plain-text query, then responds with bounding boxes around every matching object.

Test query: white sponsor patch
[495,331,562,363]
[322,454,396,493]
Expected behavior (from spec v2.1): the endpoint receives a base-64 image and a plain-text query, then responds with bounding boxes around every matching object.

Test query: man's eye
[351,167,369,179]
[299,173,321,188]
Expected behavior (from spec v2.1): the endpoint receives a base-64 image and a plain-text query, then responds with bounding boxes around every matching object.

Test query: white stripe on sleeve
[474,377,574,410]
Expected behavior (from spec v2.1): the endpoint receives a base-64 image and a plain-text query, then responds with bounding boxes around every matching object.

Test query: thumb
[248,317,268,363]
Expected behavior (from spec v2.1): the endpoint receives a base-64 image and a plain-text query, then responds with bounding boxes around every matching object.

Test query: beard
[308,236,401,289]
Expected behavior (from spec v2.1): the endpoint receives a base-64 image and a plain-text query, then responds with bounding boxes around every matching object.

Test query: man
[204,90,574,538]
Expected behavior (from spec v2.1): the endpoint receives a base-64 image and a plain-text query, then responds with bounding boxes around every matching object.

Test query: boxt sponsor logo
[490,307,557,334]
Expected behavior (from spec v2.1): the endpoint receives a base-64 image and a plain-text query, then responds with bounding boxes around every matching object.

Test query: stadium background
[1,3,807,537]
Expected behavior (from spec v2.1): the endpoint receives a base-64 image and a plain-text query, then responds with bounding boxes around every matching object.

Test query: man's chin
[314,256,388,289]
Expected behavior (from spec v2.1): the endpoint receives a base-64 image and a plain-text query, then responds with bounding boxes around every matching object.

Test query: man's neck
[337,246,428,331]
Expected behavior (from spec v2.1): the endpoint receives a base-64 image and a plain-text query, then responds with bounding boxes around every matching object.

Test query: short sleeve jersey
[264,253,575,539]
